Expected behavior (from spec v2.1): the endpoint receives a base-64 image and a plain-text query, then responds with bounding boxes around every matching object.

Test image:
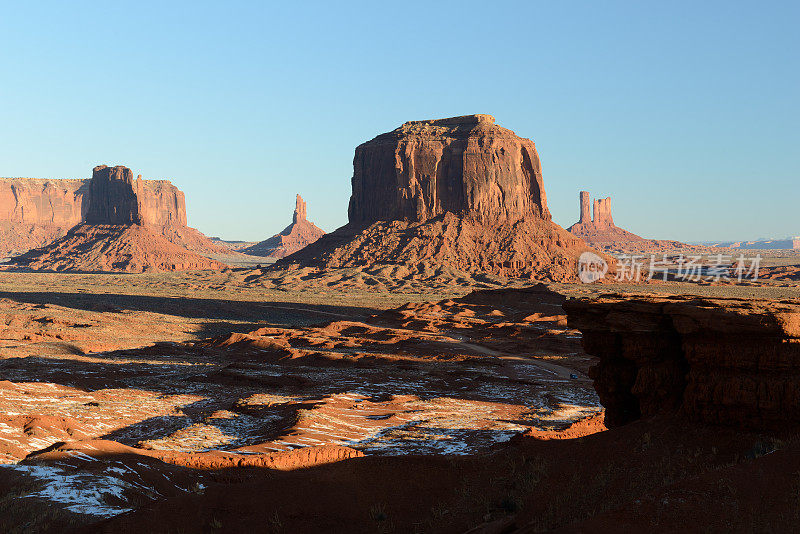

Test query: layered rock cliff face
[242,194,325,258]
[564,295,800,430]
[84,165,189,227]
[0,178,87,226]
[567,191,689,253]
[9,165,226,272]
[278,115,593,282]
[0,178,88,256]
[85,165,142,225]
[348,114,549,223]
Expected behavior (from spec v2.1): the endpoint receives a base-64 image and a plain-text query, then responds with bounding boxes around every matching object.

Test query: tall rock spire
[579,191,591,225]
[293,194,307,224]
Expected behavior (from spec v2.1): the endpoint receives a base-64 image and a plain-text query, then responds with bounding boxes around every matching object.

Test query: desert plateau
[0,3,798,533]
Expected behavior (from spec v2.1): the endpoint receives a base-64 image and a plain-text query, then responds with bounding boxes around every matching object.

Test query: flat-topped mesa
[5,164,228,270]
[275,115,601,283]
[347,114,550,224]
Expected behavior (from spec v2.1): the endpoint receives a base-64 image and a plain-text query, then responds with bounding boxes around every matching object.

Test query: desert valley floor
[0,261,799,533]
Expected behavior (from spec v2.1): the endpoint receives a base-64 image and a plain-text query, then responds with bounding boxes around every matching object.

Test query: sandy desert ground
[0,251,798,532]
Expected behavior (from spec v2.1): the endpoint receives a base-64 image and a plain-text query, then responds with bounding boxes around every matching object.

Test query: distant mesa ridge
[0,165,212,257]
[85,165,188,227]
[7,164,226,272]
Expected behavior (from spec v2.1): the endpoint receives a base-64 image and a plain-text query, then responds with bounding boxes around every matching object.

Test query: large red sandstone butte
[10,165,225,272]
[567,191,691,253]
[278,115,595,281]
[0,166,225,257]
[242,194,325,258]
[347,114,549,223]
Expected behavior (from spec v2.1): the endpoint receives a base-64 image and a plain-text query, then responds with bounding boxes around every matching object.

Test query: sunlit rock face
[348,114,550,224]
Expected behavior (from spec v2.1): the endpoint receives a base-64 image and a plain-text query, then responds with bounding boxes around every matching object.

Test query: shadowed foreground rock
[564,294,800,429]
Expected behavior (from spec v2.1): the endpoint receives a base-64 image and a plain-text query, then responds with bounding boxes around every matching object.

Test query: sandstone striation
[274,115,595,282]
[242,194,325,258]
[9,165,226,272]
[567,191,691,253]
[564,294,800,429]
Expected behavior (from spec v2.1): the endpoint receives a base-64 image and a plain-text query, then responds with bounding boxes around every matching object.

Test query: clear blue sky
[1,1,797,242]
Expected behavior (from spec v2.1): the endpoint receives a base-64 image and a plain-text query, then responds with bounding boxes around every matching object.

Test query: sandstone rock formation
[274,115,595,282]
[567,191,690,253]
[85,165,143,225]
[9,165,226,272]
[347,114,549,223]
[564,294,800,429]
[0,178,88,256]
[591,196,614,229]
[578,191,591,225]
[0,167,223,257]
[242,194,325,258]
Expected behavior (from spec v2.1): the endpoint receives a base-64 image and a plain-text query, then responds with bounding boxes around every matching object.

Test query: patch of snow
[2,464,141,517]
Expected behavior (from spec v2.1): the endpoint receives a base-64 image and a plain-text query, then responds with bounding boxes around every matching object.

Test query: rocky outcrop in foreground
[10,165,225,272]
[567,191,690,253]
[278,115,594,282]
[242,194,324,258]
[564,294,800,429]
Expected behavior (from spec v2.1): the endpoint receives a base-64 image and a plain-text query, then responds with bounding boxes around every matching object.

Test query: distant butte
[567,191,691,253]
[242,194,325,258]
[0,167,228,257]
[9,165,225,272]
